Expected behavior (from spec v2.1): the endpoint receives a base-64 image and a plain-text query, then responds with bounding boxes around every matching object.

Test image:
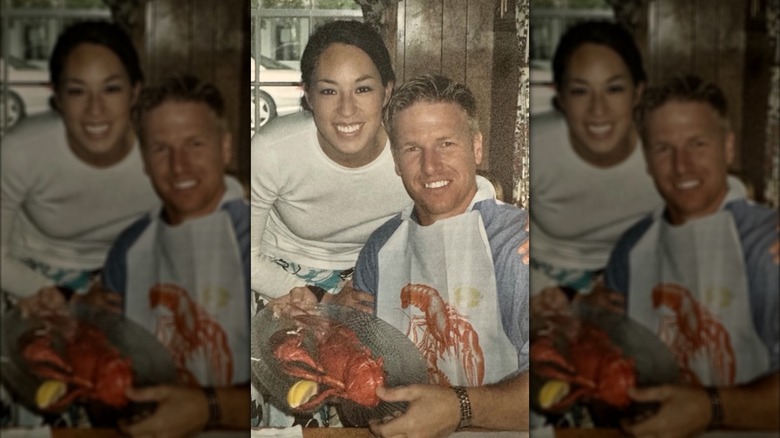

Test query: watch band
[705,386,723,430]
[452,386,472,430]
[203,387,221,430]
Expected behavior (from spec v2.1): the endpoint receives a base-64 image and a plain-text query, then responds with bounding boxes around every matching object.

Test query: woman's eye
[65,88,84,96]
[105,84,123,93]
[568,87,587,96]
[607,84,626,93]
[320,88,336,95]
[356,86,372,93]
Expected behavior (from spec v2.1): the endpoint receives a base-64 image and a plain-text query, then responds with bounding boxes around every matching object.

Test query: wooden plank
[442,0,468,83]
[402,0,443,80]
[652,0,694,81]
[147,0,192,81]
[465,0,494,169]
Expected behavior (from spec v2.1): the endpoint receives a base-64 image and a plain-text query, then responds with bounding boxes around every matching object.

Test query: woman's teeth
[85,124,109,135]
[587,123,611,135]
[336,124,360,134]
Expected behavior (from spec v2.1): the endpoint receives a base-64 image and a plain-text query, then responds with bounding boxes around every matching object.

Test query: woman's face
[55,43,140,167]
[556,43,643,167]
[305,43,393,168]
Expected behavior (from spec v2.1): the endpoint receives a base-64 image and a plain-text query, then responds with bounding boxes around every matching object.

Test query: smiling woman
[0,20,157,302]
[249,20,411,427]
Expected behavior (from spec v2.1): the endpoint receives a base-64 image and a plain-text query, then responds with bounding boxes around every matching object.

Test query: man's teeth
[587,123,611,135]
[425,180,449,189]
[336,124,360,134]
[85,124,109,135]
[174,180,197,190]
[676,180,700,190]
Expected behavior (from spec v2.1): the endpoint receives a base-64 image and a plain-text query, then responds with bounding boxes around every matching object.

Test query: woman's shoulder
[252,111,313,148]
[2,112,65,159]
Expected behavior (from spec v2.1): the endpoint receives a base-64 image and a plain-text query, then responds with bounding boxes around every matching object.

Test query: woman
[530,21,663,300]
[250,20,410,307]
[1,21,157,302]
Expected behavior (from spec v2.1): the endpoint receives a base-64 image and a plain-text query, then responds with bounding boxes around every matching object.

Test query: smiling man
[101,75,250,437]
[605,74,779,436]
[351,75,530,437]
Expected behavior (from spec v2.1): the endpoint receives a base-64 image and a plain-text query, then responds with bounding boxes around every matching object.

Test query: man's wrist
[705,386,724,430]
[452,386,472,430]
[203,387,221,430]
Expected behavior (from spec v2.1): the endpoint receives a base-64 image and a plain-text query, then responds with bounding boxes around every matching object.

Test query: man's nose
[169,147,189,173]
[421,147,441,174]
[672,146,692,174]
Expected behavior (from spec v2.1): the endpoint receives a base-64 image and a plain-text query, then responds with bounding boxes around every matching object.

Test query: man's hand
[16,285,69,318]
[622,385,711,438]
[321,280,374,314]
[120,385,209,438]
[368,385,460,438]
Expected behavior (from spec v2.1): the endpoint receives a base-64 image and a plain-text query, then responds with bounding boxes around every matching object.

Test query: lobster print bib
[628,210,769,386]
[376,207,518,386]
[125,209,249,387]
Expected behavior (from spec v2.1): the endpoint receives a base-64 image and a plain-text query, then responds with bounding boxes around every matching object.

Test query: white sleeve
[1,144,53,297]
[249,134,306,301]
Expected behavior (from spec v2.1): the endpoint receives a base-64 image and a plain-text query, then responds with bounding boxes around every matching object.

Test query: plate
[0,301,177,423]
[530,302,680,425]
[251,303,429,426]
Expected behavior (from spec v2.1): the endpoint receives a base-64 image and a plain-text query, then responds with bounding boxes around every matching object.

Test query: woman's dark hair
[300,20,395,90]
[552,20,646,87]
[49,20,143,90]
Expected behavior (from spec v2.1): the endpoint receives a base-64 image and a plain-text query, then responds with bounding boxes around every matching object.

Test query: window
[249,0,362,133]
[0,0,111,135]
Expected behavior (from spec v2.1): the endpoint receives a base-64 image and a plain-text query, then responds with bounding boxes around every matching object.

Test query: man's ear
[473,132,484,166]
[383,81,395,107]
[724,130,735,167]
[221,131,233,166]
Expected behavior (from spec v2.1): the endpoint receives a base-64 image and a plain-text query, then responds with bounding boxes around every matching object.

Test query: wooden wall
[391,0,521,202]
[131,0,251,186]
[635,0,772,203]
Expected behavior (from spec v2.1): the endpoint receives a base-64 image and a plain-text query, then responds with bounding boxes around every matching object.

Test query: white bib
[125,210,249,386]
[628,211,769,385]
[376,210,517,386]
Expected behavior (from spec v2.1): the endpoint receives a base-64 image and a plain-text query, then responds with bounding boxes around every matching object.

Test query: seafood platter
[0,302,177,425]
[530,302,680,426]
[251,303,429,426]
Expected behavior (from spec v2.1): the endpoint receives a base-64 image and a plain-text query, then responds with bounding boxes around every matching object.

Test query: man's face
[140,100,231,225]
[392,101,482,226]
[643,100,734,225]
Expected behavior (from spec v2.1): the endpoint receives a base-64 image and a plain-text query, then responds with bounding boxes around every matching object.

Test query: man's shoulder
[613,213,656,253]
[725,199,778,254]
[112,213,154,252]
[364,213,404,251]
[473,199,527,238]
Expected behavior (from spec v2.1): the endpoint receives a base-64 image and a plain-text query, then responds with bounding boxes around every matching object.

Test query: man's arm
[625,371,779,437]
[369,372,529,437]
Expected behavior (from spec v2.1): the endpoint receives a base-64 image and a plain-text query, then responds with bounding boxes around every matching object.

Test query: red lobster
[270,314,386,410]
[20,322,133,410]
[531,321,636,410]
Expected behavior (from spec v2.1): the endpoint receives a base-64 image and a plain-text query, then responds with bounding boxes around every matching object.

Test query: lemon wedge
[287,380,318,408]
[538,379,570,409]
[35,379,67,409]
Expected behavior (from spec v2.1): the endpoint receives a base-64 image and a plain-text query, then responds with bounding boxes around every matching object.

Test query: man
[604,74,779,436]
[353,74,530,436]
[101,75,250,436]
